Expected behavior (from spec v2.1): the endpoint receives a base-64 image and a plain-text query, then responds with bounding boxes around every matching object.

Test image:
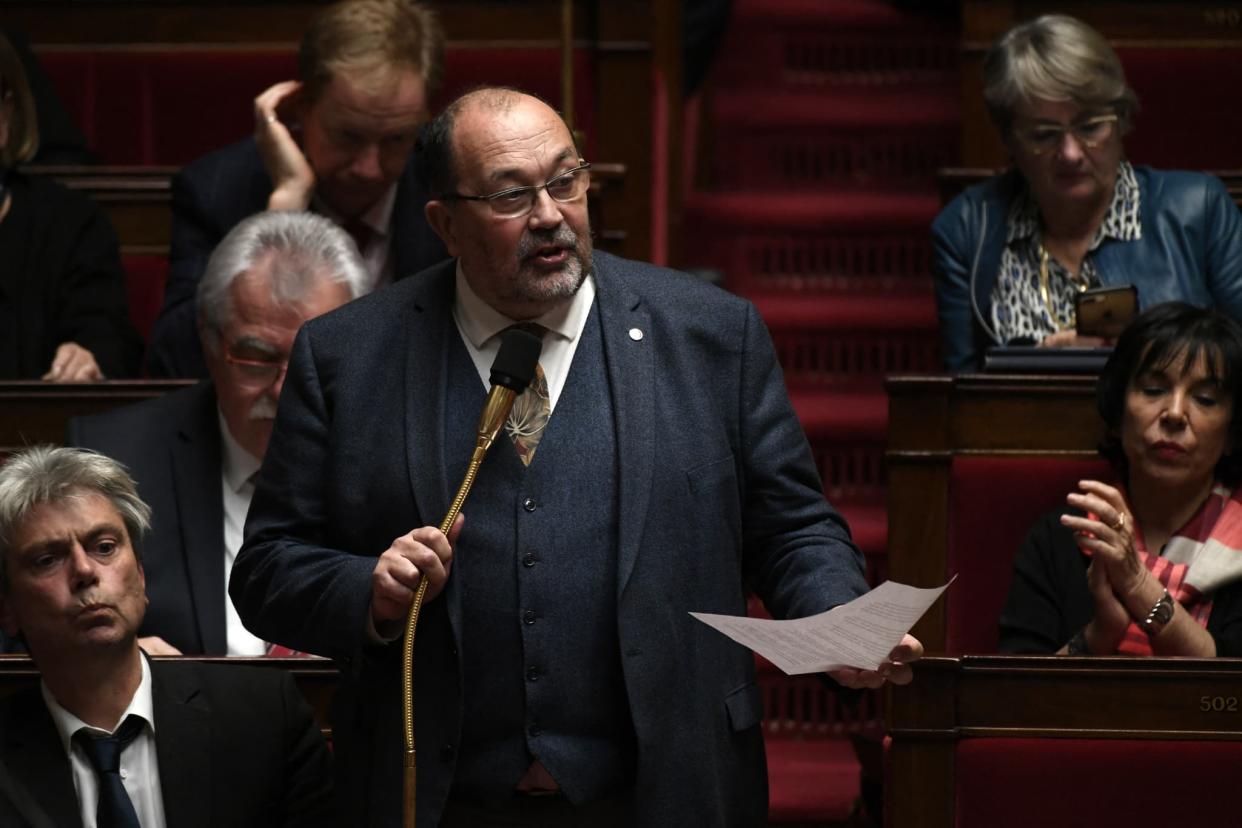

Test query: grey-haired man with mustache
[66,211,366,656]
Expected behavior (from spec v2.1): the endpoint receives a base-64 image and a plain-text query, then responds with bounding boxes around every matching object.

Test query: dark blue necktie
[74,714,145,828]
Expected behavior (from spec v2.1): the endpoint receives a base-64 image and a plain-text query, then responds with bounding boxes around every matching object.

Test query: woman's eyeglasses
[1015,114,1118,156]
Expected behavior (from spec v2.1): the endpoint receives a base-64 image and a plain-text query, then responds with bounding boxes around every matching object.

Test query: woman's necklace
[1037,243,1087,332]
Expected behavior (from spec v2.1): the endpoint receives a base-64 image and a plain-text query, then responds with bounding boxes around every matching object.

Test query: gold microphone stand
[401,327,540,828]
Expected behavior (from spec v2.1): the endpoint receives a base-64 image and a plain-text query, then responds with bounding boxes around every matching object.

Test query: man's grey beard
[511,224,593,303]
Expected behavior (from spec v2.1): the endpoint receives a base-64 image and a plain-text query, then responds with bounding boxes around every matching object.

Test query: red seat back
[946,456,1113,653]
[39,48,598,165]
[122,253,168,345]
[955,737,1242,827]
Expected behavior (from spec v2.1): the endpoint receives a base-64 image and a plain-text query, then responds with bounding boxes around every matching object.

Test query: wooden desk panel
[886,655,1242,828]
[0,655,338,734]
[0,380,193,455]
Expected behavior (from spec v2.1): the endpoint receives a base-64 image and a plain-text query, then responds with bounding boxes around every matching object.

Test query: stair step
[754,292,937,331]
[713,86,959,129]
[838,500,887,561]
[790,390,886,438]
[732,0,930,28]
[766,737,861,823]
[712,1,958,89]
[686,191,938,230]
[758,292,942,382]
[802,427,888,511]
[704,87,960,190]
[685,192,937,294]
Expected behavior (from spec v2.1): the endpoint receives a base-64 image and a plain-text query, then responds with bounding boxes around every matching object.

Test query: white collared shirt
[218,410,268,656]
[42,654,167,828]
[314,182,398,291]
[452,261,597,411]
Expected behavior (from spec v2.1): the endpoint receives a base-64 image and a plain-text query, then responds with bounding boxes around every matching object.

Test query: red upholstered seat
[955,737,1242,827]
[946,456,1113,654]
[122,253,168,346]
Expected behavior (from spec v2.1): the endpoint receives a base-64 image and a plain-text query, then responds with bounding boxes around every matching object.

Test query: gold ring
[265,113,278,124]
[1112,513,1126,532]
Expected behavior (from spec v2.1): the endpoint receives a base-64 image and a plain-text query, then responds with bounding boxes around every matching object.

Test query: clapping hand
[1061,480,1146,652]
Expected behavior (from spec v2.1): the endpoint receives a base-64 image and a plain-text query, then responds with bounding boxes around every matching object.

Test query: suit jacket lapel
[0,689,80,827]
[403,262,461,626]
[594,256,655,596]
[390,165,421,280]
[172,383,228,654]
[152,663,211,828]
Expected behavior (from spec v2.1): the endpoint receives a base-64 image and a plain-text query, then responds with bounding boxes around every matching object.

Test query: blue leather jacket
[931,166,1242,371]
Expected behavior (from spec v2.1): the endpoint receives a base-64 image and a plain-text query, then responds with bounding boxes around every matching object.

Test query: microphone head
[490,327,542,392]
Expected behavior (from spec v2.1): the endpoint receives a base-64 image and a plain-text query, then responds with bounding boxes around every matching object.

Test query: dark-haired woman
[1000,303,1242,656]
[0,30,140,380]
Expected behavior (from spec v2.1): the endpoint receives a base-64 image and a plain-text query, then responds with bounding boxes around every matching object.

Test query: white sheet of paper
[690,579,952,674]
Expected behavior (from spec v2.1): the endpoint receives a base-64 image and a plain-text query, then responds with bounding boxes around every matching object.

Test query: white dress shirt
[315,182,398,291]
[452,261,596,410]
[218,410,268,656]
[42,654,167,828]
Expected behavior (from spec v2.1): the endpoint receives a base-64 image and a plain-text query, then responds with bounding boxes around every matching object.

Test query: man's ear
[424,201,459,257]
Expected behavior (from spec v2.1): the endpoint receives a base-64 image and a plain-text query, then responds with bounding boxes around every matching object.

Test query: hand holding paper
[690,579,951,682]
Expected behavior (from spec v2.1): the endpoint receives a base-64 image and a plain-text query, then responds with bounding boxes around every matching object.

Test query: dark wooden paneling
[0,381,193,454]
[887,655,1242,828]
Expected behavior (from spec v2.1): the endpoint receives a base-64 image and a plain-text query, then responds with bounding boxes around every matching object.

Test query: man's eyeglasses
[224,351,288,388]
[1015,114,1118,156]
[441,162,592,219]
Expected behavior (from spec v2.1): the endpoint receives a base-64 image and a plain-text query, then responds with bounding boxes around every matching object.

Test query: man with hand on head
[69,211,365,656]
[0,446,334,827]
[148,0,447,378]
[232,87,922,826]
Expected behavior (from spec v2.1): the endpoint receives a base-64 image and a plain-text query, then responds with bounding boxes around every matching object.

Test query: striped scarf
[1087,485,1242,655]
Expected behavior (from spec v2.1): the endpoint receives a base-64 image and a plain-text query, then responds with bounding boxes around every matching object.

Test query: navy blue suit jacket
[0,660,333,827]
[231,252,869,826]
[147,137,447,377]
[67,382,229,654]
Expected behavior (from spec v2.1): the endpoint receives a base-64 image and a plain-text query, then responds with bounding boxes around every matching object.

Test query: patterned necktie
[505,324,551,466]
[74,714,145,828]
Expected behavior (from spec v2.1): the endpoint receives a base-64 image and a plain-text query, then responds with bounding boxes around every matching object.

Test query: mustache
[249,396,279,421]
[517,226,580,259]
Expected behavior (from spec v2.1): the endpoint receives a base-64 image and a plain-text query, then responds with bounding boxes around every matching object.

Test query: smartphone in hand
[1076,285,1137,339]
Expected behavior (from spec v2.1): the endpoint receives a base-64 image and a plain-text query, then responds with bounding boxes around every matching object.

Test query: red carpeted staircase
[684,1,959,823]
